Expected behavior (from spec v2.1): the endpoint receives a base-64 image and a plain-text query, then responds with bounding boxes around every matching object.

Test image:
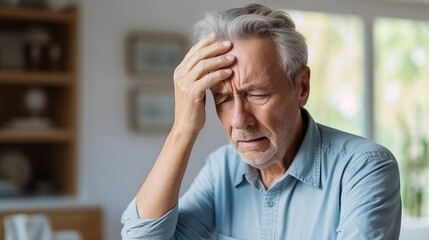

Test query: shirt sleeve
[120,157,216,240]
[120,197,179,240]
[175,157,216,239]
[336,150,402,240]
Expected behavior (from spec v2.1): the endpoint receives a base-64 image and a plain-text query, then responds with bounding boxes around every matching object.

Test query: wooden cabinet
[0,6,78,197]
[0,7,103,240]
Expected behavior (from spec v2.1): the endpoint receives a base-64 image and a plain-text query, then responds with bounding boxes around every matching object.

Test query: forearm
[135,33,234,220]
[136,126,199,219]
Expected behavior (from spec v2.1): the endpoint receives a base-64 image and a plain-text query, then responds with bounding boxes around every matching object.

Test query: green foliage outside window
[291,11,429,218]
[375,18,429,217]
[290,11,364,136]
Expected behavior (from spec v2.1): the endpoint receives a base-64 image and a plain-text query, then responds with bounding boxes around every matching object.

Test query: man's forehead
[210,37,282,94]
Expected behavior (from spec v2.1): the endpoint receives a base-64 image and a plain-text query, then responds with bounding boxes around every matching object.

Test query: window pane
[375,18,429,217]
[290,11,364,136]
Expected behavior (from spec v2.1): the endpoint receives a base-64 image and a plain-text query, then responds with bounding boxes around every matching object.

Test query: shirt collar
[234,159,249,188]
[287,109,321,188]
[233,109,321,189]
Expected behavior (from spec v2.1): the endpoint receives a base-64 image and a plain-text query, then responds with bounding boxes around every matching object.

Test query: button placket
[260,188,280,240]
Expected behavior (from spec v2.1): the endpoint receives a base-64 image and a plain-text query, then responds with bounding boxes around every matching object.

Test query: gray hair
[192,4,308,86]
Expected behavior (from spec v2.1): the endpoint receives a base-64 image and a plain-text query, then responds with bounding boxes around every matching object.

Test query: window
[290,10,429,217]
[290,11,364,136]
[374,17,429,217]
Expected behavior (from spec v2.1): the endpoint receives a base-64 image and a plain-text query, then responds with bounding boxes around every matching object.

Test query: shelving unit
[0,6,78,197]
[0,71,73,85]
[0,6,102,239]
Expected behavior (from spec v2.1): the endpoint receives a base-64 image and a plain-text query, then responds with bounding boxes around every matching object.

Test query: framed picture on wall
[127,31,188,76]
[129,84,174,133]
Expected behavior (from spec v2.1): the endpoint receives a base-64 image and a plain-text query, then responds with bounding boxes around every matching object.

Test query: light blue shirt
[121,111,402,240]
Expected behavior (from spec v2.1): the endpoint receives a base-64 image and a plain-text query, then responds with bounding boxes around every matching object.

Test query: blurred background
[0,0,428,239]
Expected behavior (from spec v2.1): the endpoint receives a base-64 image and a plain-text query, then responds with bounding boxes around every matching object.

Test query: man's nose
[231,98,255,129]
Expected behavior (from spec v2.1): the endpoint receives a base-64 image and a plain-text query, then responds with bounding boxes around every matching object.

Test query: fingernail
[224,69,232,74]
[223,41,231,46]
[226,54,234,61]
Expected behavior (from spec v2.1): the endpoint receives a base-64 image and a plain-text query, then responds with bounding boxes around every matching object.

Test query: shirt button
[268,200,274,207]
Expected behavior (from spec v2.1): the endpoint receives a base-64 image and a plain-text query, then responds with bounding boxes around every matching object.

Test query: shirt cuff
[121,197,179,239]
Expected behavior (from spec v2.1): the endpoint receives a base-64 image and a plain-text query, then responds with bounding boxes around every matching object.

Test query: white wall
[79,0,429,239]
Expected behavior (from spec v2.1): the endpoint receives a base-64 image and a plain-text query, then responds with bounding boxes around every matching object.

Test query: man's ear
[296,66,310,107]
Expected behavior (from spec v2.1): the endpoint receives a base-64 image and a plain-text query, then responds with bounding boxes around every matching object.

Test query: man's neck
[259,110,308,190]
[259,162,289,189]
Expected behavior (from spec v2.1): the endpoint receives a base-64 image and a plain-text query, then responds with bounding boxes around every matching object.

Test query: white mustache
[231,129,266,142]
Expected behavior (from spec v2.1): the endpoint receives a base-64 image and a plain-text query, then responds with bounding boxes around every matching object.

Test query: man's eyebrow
[212,91,230,98]
[212,84,272,96]
[239,84,274,93]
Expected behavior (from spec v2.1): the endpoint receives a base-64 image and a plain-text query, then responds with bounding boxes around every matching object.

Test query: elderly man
[121,4,401,240]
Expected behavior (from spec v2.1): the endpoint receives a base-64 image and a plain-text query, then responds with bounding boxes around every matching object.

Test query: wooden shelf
[0,7,99,239]
[0,5,78,201]
[0,6,75,23]
[0,70,73,86]
[0,129,72,143]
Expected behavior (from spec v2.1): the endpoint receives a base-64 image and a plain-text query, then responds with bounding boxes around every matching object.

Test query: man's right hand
[172,33,235,133]
[135,34,235,219]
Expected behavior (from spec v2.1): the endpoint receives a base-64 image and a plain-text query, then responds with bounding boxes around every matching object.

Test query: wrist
[169,123,200,142]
